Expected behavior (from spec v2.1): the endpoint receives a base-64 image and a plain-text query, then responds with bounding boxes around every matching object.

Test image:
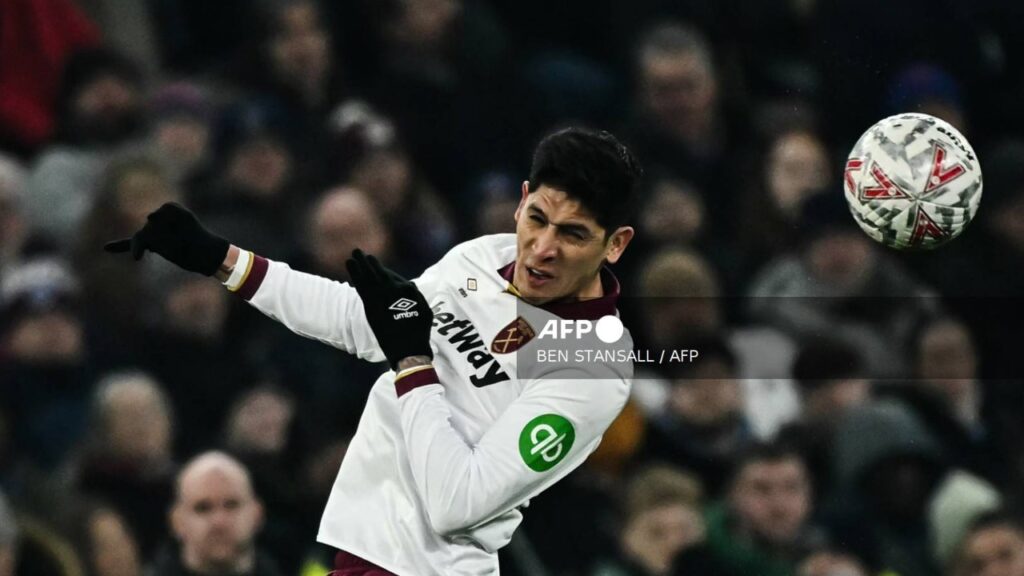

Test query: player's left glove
[345,249,433,370]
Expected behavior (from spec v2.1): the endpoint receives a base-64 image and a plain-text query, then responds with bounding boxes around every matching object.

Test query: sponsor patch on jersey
[490,316,536,354]
[519,414,575,472]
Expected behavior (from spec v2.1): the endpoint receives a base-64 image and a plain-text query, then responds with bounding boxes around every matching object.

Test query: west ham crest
[491,316,536,354]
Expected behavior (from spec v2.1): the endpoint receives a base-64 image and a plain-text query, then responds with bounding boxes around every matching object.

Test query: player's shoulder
[437,234,516,271]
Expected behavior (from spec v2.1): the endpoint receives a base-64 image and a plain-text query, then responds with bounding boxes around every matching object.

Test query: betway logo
[389,297,419,319]
[433,311,510,387]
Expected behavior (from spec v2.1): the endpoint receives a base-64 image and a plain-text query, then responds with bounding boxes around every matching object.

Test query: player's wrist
[216,245,241,281]
[394,358,439,398]
[396,355,432,372]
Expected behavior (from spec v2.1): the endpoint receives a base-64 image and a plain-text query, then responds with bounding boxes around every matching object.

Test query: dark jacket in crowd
[151,545,284,576]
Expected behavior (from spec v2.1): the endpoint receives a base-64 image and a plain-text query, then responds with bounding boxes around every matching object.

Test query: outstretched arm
[105,203,387,362]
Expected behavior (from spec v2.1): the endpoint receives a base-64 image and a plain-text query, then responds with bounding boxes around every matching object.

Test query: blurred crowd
[2,0,1024,575]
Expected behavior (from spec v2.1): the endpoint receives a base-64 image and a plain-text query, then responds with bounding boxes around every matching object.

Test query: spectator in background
[797,547,870,576]
[0,0,99,155]
[625,22,748,236]
[196,100,296,261]
[72,502,143,576]
[76,0,161,79]
[141,268,246,458]
[778,338,871,492]
[329,100,455,273]
[366,0,514,193]
[616,176,741,290]
[302,186,389,282]
[0,489,16,576]
[293,433,352,572]
[243,187,386,434]
[592,465,719,576]
[705,442,817,576]
[633,249,799,439]
[738,128,831,281]
[881,318,1006,486]
[155,451,281,576]
[234,0,339,187]
[638,178,706,249]
[222,385,306,574]
[0,257,94,470]
[829,401,949,576]
[640,334,754,496]
[951,511,1024,576]
[916,141,1024,396]
[748,191,939,378]
[147,82,216,186]
[74,371,176,561]
[470,172,520,237]
[25,48,146,248]
[887,64,967,134]
[76,155,181,363]
[0,155,28,279]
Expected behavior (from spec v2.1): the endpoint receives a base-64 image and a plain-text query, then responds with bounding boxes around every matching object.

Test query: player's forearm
[398,384,489,534]
[227,252,387,363]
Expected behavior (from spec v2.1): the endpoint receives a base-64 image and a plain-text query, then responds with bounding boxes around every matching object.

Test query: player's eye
[561,228,587,241]
[529,214,546,226]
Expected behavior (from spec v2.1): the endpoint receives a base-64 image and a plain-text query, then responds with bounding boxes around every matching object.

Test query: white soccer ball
[843,113,982,250]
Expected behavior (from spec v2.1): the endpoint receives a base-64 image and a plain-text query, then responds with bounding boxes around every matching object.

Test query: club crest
[491,316,536,354]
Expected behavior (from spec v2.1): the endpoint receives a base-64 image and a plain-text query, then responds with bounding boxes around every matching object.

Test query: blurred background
[2,0,1024,575]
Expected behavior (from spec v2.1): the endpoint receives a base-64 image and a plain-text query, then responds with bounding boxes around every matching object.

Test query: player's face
[513,183,633,304]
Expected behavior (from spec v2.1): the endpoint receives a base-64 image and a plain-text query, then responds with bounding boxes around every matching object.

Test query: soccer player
[106,127,642,575]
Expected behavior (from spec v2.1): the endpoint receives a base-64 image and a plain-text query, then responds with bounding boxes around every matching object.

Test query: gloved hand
[345,249,433,370]
[104,202,230,276]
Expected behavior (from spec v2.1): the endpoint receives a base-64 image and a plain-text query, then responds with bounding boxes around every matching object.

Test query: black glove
[345,249,433,370]
[104,202,230,276]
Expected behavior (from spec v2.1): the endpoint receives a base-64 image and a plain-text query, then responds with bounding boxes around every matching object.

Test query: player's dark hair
[528,127,643,235]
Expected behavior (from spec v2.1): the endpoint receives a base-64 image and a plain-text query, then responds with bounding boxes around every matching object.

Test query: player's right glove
[103,202,230,276]
[345,249,434,370]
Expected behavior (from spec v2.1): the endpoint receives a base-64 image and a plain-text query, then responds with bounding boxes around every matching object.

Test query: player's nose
[530,227,559,260]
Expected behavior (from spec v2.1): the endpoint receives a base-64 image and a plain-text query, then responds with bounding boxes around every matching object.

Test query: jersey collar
[496,262,621,321]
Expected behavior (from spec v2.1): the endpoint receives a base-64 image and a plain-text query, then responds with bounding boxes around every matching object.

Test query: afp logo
[537,315,624,344]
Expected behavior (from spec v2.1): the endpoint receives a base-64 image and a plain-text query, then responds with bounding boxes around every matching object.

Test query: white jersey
[231,234,632,576]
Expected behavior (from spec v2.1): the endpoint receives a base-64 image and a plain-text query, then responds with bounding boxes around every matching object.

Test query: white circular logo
[595,315,623,343]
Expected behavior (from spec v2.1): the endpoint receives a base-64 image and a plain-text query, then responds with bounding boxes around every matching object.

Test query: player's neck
[574,272,605,301]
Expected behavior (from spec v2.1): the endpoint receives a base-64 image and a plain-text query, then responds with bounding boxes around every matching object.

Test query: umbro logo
[389,297,419,319]
[389,298,417,311]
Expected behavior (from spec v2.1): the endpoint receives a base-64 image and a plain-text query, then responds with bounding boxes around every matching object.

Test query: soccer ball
[843,113,982,250]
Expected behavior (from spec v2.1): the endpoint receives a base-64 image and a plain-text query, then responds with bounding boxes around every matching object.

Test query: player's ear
[603,226,635,265]
[514,181,530,223]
